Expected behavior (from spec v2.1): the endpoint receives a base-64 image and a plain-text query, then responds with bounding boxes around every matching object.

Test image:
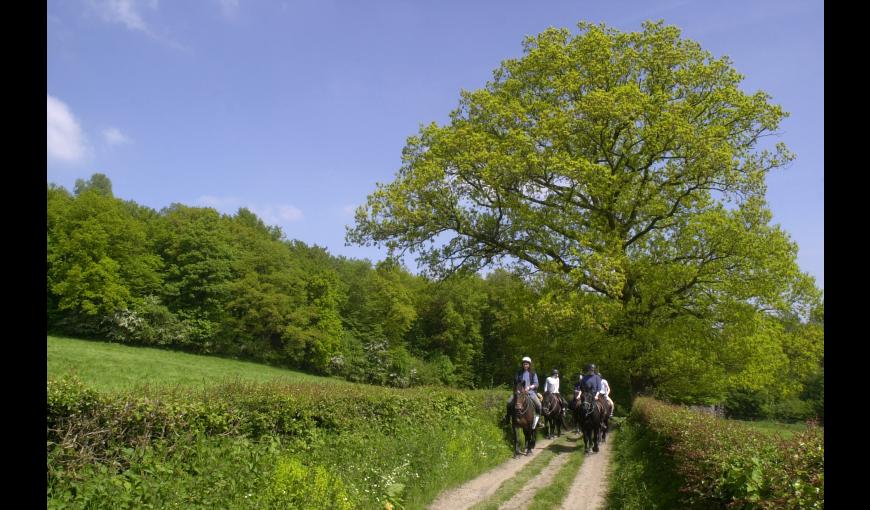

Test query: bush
[258,456,353,510]
[764,398,814,423]
[47,375,513,509]
[633,397,823,509]
[725,387,770,420]
[103,296,195,347]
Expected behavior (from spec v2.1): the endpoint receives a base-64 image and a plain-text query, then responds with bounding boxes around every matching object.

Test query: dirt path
[499,437,578,510]
[428,430,614,510]
[559,436,613,510]
[427,436,557,510]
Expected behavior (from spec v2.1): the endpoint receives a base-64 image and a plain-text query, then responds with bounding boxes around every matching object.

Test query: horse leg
[513,426,520,457]
[528,422,536,454]
[592,423,600,453]
[583,427,591,454]
[524,428,531,455]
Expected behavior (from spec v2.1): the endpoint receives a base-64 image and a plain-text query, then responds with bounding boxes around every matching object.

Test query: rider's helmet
[522,356,532,364]
[585,363,596,374]
[552,368,559,376]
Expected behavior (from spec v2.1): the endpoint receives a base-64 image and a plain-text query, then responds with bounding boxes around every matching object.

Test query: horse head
[513,380,530,418]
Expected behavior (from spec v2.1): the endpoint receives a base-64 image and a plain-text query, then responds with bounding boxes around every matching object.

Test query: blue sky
[47,0,824,289]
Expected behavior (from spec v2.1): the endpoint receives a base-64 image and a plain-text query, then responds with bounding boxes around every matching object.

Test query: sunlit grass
[48,335,347,392]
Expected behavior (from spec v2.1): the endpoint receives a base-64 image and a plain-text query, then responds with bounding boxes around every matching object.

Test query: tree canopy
[47,21,822,417]
[347,21,821,397]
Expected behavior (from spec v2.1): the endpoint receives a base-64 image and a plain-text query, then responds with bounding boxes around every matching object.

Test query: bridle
[513,385,530,417]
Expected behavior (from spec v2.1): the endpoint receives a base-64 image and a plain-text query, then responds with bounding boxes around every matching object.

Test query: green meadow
[48,335,345,392]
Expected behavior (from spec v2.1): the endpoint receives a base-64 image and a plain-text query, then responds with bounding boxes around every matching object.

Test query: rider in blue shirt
[579,363,602,399]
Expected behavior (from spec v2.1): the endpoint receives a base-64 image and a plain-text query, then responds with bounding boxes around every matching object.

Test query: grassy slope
[47,335,515,509]
[48,335,346,392]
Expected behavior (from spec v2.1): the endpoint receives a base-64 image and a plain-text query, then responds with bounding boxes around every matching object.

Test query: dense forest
[47,170,822,422]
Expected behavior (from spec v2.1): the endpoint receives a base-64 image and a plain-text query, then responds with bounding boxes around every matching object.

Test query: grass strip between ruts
[527,434,587,508]
[469,435,568,510]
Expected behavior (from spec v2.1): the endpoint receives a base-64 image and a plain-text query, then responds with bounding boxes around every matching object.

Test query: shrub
[47,375,513,509]
[258,456,354,510]
[633,397,823,509]
[764,397,814,423]
[103,296,197,347]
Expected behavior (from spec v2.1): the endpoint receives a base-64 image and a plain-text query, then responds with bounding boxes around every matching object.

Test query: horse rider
[505,356,543,428]
[543,368,570,416]
[595,367,615,418]
[576,363,602,407]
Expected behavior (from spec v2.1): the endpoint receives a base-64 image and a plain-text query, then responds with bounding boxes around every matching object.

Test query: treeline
[47,174,538,389]
[48,174,822,421]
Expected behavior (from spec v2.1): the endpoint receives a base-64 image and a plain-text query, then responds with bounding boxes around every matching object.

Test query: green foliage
[632,397,823,509]
[258,456,353,509]
[604,422,684,510]
[347,21,823,403]
[48,433,281,510]
[47,374,512,509]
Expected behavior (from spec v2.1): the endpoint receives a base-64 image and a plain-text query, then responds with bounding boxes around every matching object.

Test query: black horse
[574,391,606,454]
[541,392,564,439]
[511,379,537,457]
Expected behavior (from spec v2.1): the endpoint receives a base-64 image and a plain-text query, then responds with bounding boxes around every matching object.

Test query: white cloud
[252,204,304,225]
[195,197,303,224]
[278,205,303,222]
[88,0,190,53]
[90,0,156,35]
[217,0,240,18]
[103,127,130,146]
[47,94,87,163]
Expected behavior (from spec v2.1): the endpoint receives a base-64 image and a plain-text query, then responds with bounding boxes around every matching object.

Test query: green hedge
[632,397,823,509]
[48,376,512,509]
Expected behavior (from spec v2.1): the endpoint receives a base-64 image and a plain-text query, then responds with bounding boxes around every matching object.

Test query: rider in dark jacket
[578,363,602,399]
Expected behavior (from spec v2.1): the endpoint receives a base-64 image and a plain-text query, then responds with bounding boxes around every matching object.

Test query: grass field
[47,335,514,509]
[734,419,811,439]
[47,335,348,392]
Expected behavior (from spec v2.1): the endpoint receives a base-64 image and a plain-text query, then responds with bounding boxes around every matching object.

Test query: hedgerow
[632,397,823,509]
[47,375,511,509]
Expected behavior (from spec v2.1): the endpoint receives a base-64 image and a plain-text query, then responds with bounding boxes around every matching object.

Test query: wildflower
[385,503,394,510]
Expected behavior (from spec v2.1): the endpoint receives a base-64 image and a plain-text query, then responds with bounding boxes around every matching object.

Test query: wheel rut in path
[427,436,558,510]
[559,436,613,510]
[498,435,579,510]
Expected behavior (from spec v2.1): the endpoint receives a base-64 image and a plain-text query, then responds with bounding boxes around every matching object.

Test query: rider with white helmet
[505,356,543,428]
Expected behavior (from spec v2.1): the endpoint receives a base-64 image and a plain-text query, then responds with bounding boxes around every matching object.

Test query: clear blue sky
[47,0,824,289]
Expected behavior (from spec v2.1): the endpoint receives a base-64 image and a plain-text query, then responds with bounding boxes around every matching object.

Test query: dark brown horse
[541,392,564,439]
[511,379,537,457]
[574,391,606,454]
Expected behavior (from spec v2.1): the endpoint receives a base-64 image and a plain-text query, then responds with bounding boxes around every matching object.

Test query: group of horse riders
[505,356,615,429]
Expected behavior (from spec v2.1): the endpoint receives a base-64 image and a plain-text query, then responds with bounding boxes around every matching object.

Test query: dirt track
[427,436,557,510]
[427,431,613,510]
[560,438,612,510]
